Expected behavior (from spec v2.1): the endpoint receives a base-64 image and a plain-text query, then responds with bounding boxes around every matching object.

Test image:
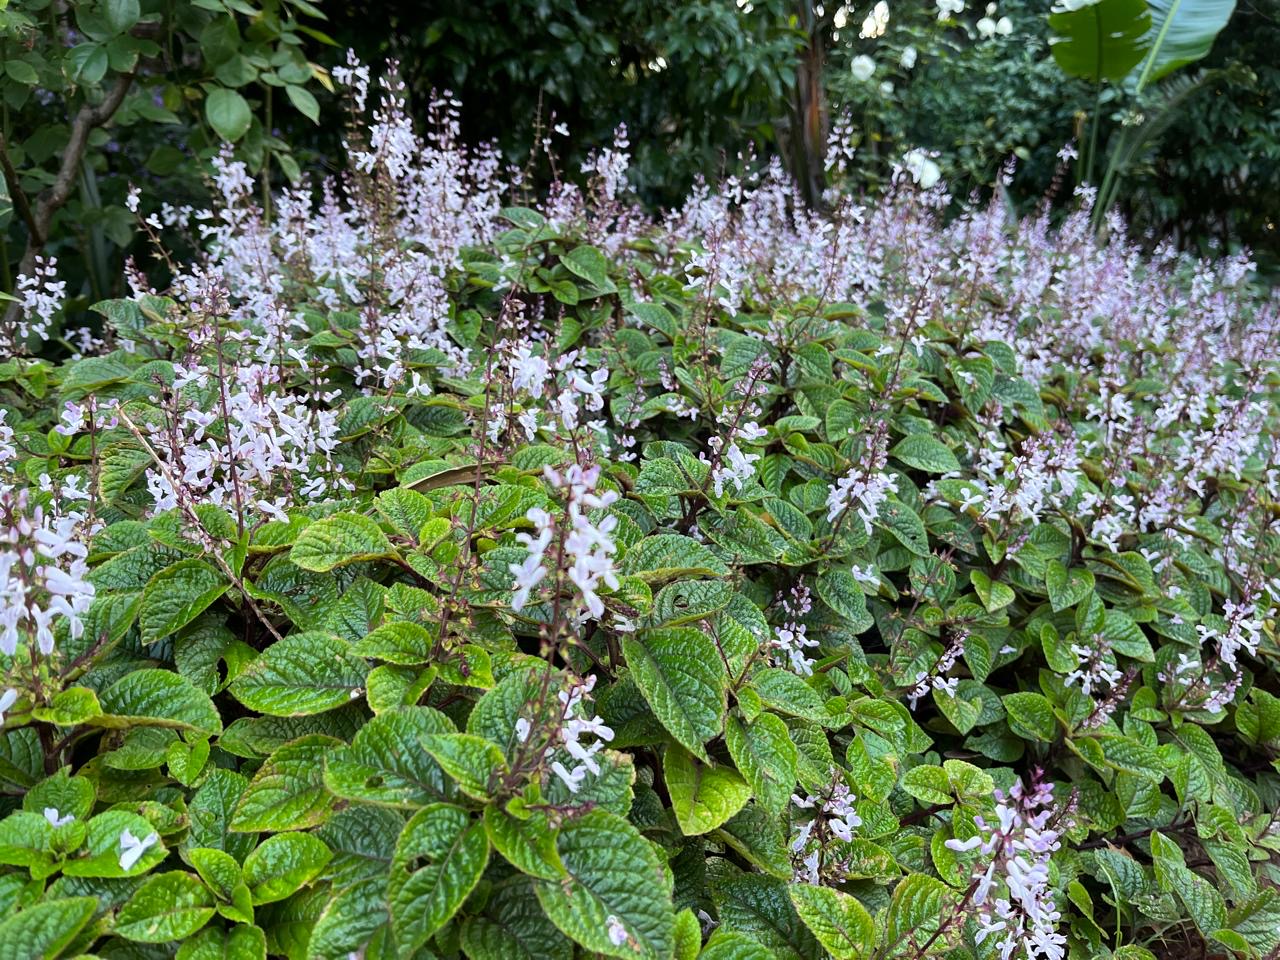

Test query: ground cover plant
[1,61,1279,960]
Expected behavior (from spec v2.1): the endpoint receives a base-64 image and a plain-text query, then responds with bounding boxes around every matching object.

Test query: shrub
[1,65,1279,960]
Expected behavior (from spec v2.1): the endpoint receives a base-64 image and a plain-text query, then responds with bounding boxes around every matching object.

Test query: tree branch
[4,71,135,328]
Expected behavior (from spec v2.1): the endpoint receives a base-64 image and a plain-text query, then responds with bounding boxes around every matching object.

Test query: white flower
[118,828,160,870]
[996,15,1013,34]
[606,915,629,947]
[0,688,16,725]
[903,148,942,189]
[509,343,550,399]
[44,808,75,828]
[936,0,965,18]
[900,45,918,69]
[977,16,997,36]
[850,55,876,82]
[860,1,890,39]
[879,81,895,97]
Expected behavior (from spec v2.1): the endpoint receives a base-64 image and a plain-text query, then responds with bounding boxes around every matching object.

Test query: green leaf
[290,513,397,572]
[664,745,751,835]
[175,925,266,960]
[890,434,961,473]
[390,804,490,954]
[711,873,815,958]
[535,809,674,960]
[647,580,733,627]
[622,628,728,762]
[243,833,332,904]
[789,883,875,959]
[323,706,455,808]
[1049,0,1152,82]
[814,570,874,633]
[115,872,216,942]
[4,60,39,85]
[483,805,565,880]
[725,713,798,815]
[94,668,222,735]
[1135,0,1237,89]
[1150,830,1228,934]
[230,735,340,832]
[419,733,506,801]
[901,764,952,805]
[1045,560,1095,612]
[0,897,98,960]
[885,874,951,955]
[969,570,1015,613]
[139,559,229,645]
[30,686,102,727]
[1100,735,1165,782]
[622,534,731,582]
[103,0,141,33]
[350,620,433,664]
[229,632,367,716]
[188,847,242,900]
[206,88,253,142]
[876,499,929,557]
[1001,691,1057,742]
[559,245,617,294]
[285,83,320,123]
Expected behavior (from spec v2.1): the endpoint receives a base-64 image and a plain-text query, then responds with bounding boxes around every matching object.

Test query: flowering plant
[0,63,1278,960]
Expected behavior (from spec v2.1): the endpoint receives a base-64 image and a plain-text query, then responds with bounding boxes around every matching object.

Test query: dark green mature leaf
[94,669,222,735]
[535,810,674,959]
[623,628,728,762]
[725,712,798,815]
[324,706,455,807]
[890,433,961,473]
[139,559,228,644]
[391,804,490,954]
[1150,830,1228,935]
[229,632,368,715]
[1050,0,1152,82]
[0,897,98,960]
[230,736,340,832]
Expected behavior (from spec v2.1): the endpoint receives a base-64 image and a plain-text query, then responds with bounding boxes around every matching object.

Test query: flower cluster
[791,779,863,885]
[544,674,615,794]
[772,582,819,676]
[509,464,620,621]
[8,255,65,351]
[0,489,95,659]
[944,774,1067,960]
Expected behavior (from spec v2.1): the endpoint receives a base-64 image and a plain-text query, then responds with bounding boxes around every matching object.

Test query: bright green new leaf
[664,745,751,835]
[115,871,216,942]
[242,832,332,904]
